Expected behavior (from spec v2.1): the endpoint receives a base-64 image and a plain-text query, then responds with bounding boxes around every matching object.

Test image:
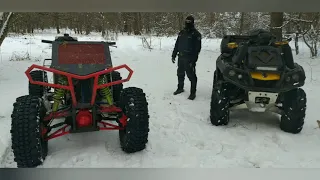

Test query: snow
[1,30,320,168]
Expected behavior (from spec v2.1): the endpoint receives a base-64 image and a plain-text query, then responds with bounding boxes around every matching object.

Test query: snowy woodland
[1,12,320,57]
[1,12,320,168]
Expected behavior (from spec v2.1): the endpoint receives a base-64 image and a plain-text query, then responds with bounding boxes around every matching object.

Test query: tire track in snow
[168,97,224,156]
[0,145,16,168]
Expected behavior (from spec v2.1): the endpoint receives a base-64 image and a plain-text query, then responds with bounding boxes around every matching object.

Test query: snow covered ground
[0,29,320,168]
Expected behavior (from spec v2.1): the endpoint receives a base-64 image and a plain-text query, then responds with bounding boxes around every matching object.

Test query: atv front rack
[25,64,133,106]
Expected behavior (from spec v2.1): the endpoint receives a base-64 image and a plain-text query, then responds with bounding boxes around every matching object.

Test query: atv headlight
[286,76,291,82]
[292,74,299,81]
[229,70,236,76]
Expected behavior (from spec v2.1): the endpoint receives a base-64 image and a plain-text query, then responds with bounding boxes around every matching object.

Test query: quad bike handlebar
[41,40,53,44]
[41,39,116,46]
[108,42,116,46]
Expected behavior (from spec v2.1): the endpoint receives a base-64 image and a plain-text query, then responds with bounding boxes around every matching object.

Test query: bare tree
[301,13,320,57]
[238,12,245,35]
[133,13,142,35]
[270,12,284,41]
[0,12,13,47]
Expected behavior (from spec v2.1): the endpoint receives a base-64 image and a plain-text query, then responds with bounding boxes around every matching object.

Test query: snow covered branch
[302,24,320,57]
[155,21,173,27]
[268,20,291,29]
[268,15,314,30]
[289,17,314,23]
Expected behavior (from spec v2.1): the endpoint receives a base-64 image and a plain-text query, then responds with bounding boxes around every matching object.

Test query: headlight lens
[286,76,291,82]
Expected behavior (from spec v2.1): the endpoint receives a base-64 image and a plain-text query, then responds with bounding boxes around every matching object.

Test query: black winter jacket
[172,28,202,63]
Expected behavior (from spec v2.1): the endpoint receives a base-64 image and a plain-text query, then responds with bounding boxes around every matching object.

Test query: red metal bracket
[44,108,71,121]
[99,121,124,130]
[45,124,70,141]
[43,120,126,141]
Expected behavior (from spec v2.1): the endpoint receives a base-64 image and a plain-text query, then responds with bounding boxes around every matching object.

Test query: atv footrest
[69,126,99,133]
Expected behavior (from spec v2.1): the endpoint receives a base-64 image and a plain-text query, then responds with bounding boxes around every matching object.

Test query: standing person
[171,15,202,100]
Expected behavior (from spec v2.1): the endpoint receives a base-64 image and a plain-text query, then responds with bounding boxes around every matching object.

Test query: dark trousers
[177,56,197,93]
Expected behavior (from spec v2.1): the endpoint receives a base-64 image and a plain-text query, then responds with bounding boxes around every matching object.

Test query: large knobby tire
[110,71,123,104]
[119,87,149,153]
[280,88,307,134]
[29,70,48,97]
[220,36,231,54]
[213,69,223,85]
[213,70,218,84]
[210,82,230,126]
[10,95,48,168]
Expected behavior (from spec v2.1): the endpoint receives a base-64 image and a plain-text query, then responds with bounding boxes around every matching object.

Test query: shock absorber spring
[52,75,68,111]
[98,75,113,106]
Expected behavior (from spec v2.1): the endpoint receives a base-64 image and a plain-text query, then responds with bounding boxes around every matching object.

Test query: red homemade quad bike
[10,34,150,168]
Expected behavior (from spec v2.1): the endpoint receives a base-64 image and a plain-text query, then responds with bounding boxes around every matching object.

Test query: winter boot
[188,92,196,100]
[173,88,184,95]
[188,79,197,100]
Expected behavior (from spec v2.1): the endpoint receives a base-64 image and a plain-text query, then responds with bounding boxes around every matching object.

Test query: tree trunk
[144,13,151,34]
[210,13,215,27]
[0,12,14,47]
[270,12,284,41]
[133,13,141,35]
[177,13,184,30]
[53,13,60,34]
[99,12,106,36]
[294,13,302,55]
[123,21,128,33]
[294,32,299,55]
[239,12,245,35]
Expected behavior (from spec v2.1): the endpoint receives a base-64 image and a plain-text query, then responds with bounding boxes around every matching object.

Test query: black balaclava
[185,15,195,30]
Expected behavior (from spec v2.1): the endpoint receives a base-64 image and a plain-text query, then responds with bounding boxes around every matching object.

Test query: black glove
[189,61,196,67]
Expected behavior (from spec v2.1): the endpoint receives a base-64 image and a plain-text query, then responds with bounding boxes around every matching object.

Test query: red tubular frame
[26,64,133,141]
[44,119,126,141]
[44,108,70,121]
[45,125,70,141]
[25,64,133,106]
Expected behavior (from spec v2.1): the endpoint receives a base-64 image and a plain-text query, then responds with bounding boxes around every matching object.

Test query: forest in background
[1,12,320,57]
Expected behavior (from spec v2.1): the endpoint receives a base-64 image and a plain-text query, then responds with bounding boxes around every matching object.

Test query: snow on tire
[210,82,230,126]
